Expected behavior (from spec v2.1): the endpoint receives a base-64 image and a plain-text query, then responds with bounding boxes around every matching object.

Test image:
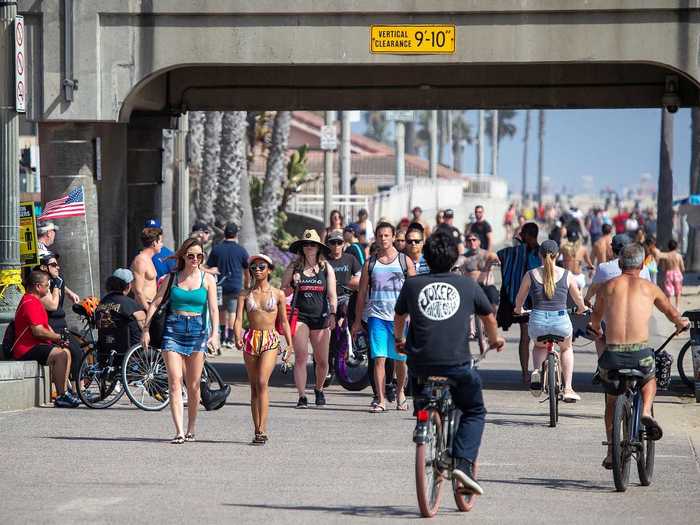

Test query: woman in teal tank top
[142,238,220,444]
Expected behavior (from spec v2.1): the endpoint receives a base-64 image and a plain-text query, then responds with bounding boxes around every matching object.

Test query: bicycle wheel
[547,353,558,428]
[637,406,655,486]
[612,394,633,492]
[453,459,479,512]
[677,341,694,390]
[122,344,170,411]
[335,327,371,392]
[415,409,444,518]
[77,349,125,409]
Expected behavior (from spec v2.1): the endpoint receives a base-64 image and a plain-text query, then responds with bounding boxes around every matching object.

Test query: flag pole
[81,186,95,297]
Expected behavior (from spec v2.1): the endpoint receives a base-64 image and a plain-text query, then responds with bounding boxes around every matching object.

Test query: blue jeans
[410,364,485,463]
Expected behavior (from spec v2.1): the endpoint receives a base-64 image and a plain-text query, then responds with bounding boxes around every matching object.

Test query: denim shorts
[162,314,208,357]
[528,309,572,340]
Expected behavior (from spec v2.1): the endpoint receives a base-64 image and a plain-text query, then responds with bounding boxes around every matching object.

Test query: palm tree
[485,109,518,176]
[196,111,222,226]
[451,112,472,173]
[214,112,247,230]
[364,111,389,143]
[688,108,700,271]
[187,111,205,221]
[256,111,292,250]
[522,110,531,197]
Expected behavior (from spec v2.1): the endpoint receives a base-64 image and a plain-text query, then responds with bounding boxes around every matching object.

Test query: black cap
[191,221,209,233]
[443,208,455,218]
[539,239,559,256]
[224,222,239,237]
[612,234,632,255]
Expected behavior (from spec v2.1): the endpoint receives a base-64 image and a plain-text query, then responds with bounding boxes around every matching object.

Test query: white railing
[288,194,370,223]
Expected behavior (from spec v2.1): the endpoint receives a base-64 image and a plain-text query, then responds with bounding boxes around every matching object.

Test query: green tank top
[169,272,207,313]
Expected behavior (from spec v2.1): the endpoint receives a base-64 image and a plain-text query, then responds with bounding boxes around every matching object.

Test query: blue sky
[355,109,693,197]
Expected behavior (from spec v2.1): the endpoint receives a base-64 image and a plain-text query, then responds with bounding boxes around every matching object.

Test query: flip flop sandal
[370,404,386,413]
[171,435,185,445]
[641,416,663,441]
[252,433,267,446]
[397,398,409,411]
[184,433,196,442]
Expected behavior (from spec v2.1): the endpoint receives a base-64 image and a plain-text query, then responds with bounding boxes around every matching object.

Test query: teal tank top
[169,272,207,313]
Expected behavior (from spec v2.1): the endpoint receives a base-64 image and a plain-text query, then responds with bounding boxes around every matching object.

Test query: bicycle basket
[655,349,673,390]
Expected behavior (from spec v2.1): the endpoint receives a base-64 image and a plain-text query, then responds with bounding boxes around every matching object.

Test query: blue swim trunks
[368,317,406,362]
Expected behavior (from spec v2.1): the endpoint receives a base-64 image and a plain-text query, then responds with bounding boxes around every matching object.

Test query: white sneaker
[563,389,581,403]
[530,370,542,397]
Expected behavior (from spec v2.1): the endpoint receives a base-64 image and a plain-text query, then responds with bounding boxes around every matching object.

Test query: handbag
[276,289,299,337]
[148,272,176,349]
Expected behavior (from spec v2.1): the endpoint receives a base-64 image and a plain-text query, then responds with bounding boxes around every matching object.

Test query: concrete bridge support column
[38,122,127,300]
[126,114,174,255]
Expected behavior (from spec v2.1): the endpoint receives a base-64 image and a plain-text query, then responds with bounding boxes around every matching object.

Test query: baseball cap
[144,218,161,228]
[112,268,134,284]
[611,234,632,255]
[344,224,360,235]
[191,221,209,233]
[248,254,274,268]
[326,230,344,244]
[37,221,59,234]
[443,208,455,218]
[539,239,559,256]
[224,222,239,237]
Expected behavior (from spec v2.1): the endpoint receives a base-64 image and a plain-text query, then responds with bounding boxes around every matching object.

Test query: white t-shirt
[592,258,651,285]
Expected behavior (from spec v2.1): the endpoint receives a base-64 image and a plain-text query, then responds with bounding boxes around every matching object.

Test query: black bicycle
[413,376,479,517]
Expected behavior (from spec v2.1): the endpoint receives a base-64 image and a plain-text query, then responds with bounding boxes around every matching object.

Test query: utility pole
[0,1,21,326]
[395,120,406,187]
[537,110,545,208]
[688,107,700,272]
[339,111,351,196]
[323,111,335,224]
[429,110,438,180]
[174,114,189,245]
[477,110,485,174]
[491,109,499,177]
[657,108,674,250]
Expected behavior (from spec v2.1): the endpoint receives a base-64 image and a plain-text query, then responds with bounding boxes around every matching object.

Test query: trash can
[683,309,700,403]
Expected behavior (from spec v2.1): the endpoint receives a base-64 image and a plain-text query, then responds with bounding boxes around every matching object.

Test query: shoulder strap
[398,252,408,278]
[367,255,377,293]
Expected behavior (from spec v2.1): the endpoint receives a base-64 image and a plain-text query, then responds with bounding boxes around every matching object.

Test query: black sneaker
[296,396,308,409]
[314,389,326,407]
[386,385,397,403]
[453,460,484,496]
[54,394,79,408]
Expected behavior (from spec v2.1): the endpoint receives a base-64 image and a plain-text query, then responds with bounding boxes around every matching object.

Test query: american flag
[38,186,86,221]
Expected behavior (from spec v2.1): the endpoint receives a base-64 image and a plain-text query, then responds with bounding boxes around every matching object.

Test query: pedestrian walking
[321,209,344,242]
[352,222,415,412]
[659,239,685,309]
[141,238,219,444]
[131,227,164,310]
[234,254,292,445]
[145,219,177,280]
[281,230,338,408]
[469,205,493,251]
[36,221,58,258]
[206,222,249,349]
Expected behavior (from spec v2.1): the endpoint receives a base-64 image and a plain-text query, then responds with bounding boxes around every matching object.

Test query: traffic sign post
[320,124,337,150]
[385,110,415,122]
[14,15,26,113]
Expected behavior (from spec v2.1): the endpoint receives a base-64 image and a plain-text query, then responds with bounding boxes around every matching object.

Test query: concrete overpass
[13,0,700,298]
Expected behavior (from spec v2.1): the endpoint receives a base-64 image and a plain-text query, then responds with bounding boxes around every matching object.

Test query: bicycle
[413,375,480,518]
[603,330,682,492]
[676,310,695,391]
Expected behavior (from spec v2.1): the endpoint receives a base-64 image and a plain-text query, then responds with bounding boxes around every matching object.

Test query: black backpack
[367,252,409,292]
[1,321,16,360]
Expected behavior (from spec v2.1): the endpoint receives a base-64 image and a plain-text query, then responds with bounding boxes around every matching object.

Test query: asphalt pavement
[2,305,700,524]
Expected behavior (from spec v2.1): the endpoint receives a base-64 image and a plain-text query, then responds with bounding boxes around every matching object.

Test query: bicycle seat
[615,368,647,379]
[537,334,565,343]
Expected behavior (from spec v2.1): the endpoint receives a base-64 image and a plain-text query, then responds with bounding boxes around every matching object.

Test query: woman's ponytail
[543,253,556,300]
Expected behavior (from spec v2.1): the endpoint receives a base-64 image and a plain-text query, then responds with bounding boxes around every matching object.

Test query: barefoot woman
[234,254,292,445]
[142,238,219,444]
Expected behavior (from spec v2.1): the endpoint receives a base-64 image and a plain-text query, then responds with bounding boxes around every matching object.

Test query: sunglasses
[406,239,423,245]
[466,238,478,242]
[47,262,60,268]
[186,253,204,261]
[328,240,343,246]
[250,263,268,271]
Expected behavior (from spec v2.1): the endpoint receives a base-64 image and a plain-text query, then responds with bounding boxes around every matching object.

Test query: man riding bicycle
[394,229,505,495]
[589,244,688,469]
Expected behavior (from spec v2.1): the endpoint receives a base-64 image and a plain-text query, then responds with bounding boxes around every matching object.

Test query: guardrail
[288,194,370,223]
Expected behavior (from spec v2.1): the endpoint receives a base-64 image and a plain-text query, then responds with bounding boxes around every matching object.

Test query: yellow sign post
[19,201,38,267]
[370,25,455,54]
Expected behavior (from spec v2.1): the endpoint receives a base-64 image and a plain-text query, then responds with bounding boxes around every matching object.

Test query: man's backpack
[1,321,16,360]
[367,252,409,292]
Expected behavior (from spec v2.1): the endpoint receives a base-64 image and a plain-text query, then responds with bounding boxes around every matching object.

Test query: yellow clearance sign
[19,201,38,267]
[370,25,455,54]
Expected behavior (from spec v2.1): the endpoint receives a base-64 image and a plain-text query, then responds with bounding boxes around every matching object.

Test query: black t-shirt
[95,292,143,354]
[395,273,492,367]
[469,221,492,250]
[47,277,66,324]
[327,253,361,297]
[206,240,249,295]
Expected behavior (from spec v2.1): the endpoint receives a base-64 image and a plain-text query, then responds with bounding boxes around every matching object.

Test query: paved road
[2,309,700,524]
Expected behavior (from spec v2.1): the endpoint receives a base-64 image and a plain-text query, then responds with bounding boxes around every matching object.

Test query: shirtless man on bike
[457,234,500,312]
[589,243,688,469]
